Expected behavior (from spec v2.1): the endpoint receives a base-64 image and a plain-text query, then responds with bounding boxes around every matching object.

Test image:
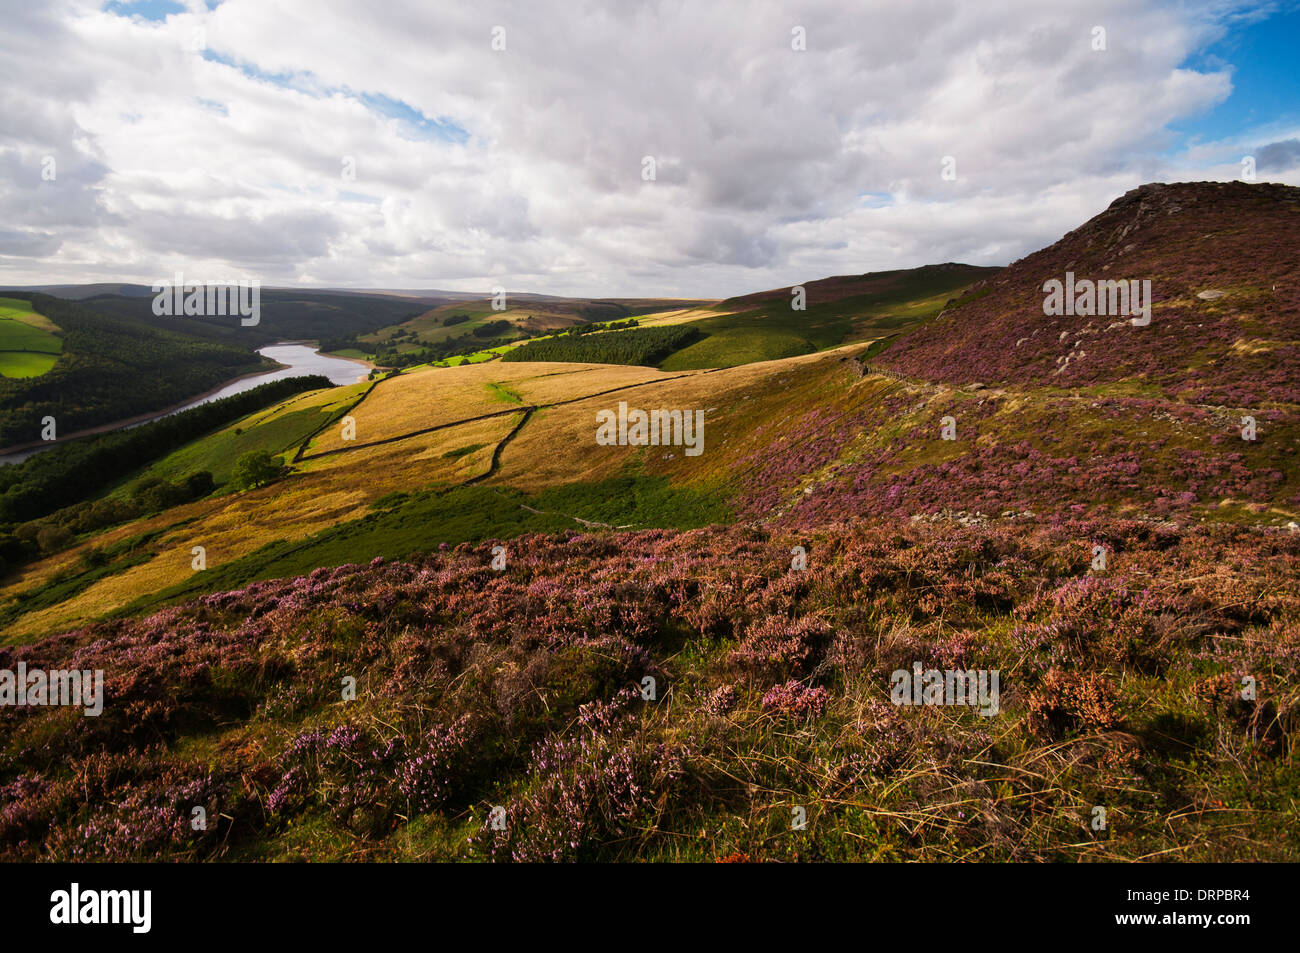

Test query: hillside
[349,295,712,369]
[2,516,1296,861]
[879,182,1300,406]
[5,327,1297,639]
[346,263,996,374]
[654,263,998,370]
[717,263,995,312]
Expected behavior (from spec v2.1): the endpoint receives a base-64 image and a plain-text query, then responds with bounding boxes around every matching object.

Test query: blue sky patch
[355,93,469,144]
[1172,3,1300,146]
[104,0,186,21]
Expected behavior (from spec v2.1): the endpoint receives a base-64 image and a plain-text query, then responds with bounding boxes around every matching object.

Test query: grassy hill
[656,263,999,370]
[350,295,712,370]
[348,264,996,374]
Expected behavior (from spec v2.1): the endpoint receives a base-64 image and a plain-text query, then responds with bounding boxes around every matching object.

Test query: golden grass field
[633,305,736,328]
[487,349,859,491]
[307,361,697,454]
[1,345,871,640]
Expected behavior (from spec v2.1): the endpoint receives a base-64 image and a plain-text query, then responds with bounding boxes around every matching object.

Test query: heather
[3,517,1296,861]
[879,182,1300,406]
[108,476,731,620]
[723,368,1300,528]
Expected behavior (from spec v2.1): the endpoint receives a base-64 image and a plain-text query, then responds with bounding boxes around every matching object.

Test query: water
[169,344,368,408]
[0,343,367,466]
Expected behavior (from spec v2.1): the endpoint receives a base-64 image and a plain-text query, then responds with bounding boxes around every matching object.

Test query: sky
[0,0,1297,298]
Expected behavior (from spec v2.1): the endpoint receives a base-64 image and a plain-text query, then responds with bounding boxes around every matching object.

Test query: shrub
[760,680,829,719]
[230,450,282,490]
[1025,669,1122,737]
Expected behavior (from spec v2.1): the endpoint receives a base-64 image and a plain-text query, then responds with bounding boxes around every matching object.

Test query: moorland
[1,182,1296,862]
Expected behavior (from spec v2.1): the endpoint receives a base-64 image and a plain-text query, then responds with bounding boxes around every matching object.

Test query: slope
[879,182,1300,407]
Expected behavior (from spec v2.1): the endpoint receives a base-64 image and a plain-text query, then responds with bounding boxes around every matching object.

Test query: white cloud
[0,0,1294,297]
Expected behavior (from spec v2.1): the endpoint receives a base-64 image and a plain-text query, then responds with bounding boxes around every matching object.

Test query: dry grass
[2,412,523,638]
[3,344,868,636]
[308,362,677,454]
[491,347,861,491]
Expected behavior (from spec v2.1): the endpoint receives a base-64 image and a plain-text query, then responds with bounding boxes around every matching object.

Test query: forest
[0,295,269,448]
[78,289,432,347]
[500,324,702,366]
[0,375,331,576]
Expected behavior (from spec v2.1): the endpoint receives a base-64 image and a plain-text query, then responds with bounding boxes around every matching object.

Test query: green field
[659,327,814,369]
[325,347,371,360]
[110,384,364,491]
[0,351,59,377]
[0,297,62,377]
[437,343,513,366]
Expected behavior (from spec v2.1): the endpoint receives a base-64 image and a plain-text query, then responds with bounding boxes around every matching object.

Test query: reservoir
[175,343,368,407]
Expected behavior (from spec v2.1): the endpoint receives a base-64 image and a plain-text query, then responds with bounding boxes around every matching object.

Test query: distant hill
[0,283,157,300]
[355,295,715,368]
[656,262,1000,370]
[879,182,1300,407]
[717,262,997,311]
[76,289,441,347]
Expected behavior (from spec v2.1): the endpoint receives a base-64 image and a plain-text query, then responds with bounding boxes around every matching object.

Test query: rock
[1197,289,1226,301]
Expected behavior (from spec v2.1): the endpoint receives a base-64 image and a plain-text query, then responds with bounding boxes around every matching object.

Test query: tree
[185,471,216,498]
[231,450,282,490]
[131,475,188,513]
[36,524,73,554]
